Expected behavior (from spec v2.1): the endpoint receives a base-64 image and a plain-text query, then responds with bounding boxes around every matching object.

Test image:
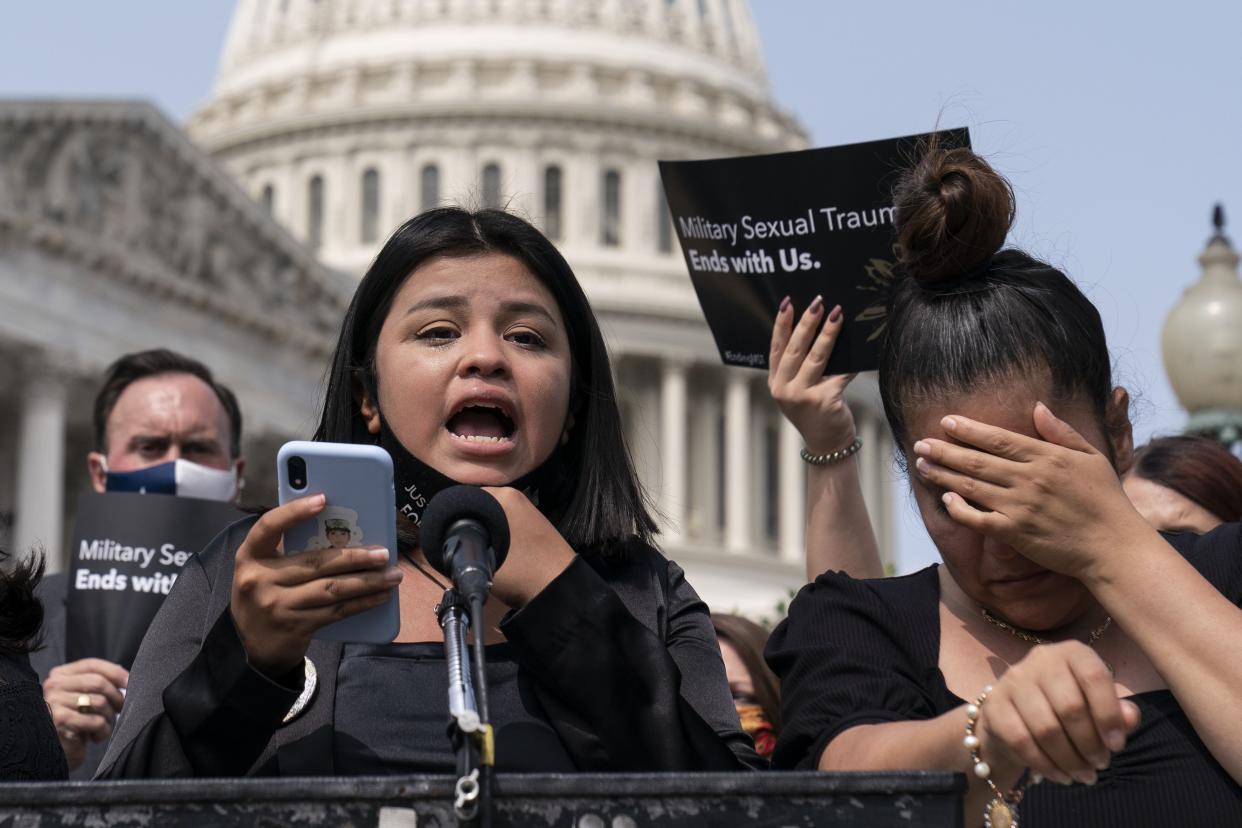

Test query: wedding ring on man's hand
[76,693,92,715]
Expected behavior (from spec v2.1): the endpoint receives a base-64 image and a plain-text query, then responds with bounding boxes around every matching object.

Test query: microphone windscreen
[420,485,511,576]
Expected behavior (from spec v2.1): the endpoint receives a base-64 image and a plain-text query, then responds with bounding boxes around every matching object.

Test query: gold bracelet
[799,436,862,465]
[964,685,1035,828]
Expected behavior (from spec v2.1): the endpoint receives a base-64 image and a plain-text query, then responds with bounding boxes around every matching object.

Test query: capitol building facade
[0,0,894,618]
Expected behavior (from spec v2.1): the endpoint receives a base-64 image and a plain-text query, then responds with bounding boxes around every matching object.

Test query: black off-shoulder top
[767,524,1242,826]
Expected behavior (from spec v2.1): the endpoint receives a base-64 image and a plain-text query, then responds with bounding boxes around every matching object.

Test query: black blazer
[96,516,759,777]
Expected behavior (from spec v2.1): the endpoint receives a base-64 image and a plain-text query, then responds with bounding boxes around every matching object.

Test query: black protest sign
[659,128,970,374]
[65,491,244,669]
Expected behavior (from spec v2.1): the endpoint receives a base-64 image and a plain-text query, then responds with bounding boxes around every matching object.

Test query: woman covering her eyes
[97,208,758,777]
[766,146,1242,826]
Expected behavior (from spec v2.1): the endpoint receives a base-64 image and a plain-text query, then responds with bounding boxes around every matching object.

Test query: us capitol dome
[0,0,894,618]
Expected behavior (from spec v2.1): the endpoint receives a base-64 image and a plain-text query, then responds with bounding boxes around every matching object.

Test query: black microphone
[421,486,511,602]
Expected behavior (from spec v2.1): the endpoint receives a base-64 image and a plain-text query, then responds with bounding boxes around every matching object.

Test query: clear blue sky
[2,2,1237,572]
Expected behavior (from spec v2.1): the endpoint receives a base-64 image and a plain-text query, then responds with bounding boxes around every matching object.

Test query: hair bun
[893,146,1015,285]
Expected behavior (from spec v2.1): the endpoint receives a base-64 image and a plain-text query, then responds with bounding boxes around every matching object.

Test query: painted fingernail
[779,295,791,312]
[809,295,824,314]
[384,567,404,583]
[1106,730,1126,752]
[369,548,390,562]
[828,304,842,323]
[941,417,958,432]
[913,440,930,456]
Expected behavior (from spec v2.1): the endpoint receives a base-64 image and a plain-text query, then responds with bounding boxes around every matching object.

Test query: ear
[354,378,382,436]
[1105,386,1134,475]
[560,411,576,446]
[233,457,247,501]
[87,452,108,494]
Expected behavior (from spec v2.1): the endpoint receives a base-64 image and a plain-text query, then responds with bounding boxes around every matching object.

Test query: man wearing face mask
[31,348,245,778]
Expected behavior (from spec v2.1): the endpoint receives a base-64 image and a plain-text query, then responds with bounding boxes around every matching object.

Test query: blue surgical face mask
[103,458,239,502]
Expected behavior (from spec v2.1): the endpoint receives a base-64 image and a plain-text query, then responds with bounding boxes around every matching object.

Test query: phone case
[276,441,399,643]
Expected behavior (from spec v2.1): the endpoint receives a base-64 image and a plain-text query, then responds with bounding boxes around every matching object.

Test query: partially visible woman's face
[367,253,573,485]
[904,383,1125,632]
[1122,474,1223,534]
[718,639,756,705]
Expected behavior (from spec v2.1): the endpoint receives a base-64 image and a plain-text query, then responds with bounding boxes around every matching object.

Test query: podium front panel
[0,771,964,827]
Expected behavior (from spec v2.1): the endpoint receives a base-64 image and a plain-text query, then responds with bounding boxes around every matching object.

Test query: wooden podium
[1,771,963,827]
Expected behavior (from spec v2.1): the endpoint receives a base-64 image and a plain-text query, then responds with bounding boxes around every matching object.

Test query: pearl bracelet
[964,685,1033,828]
[799,436,863,465]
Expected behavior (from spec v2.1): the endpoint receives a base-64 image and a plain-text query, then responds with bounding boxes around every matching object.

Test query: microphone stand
[467,592,493,828]
[438,589,493,827]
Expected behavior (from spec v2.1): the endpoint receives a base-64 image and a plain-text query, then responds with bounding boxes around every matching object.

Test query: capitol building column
[724,368,752,552]
[13,364,70,572]
[686,372,722,543]
[659,357,690,542]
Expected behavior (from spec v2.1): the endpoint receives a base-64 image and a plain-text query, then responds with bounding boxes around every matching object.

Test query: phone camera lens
[288,456,307,490]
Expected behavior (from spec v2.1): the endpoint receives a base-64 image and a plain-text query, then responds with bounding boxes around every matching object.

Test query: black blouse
[0,650,68,781]
[767,524,1242,826]
[334,642,575,773]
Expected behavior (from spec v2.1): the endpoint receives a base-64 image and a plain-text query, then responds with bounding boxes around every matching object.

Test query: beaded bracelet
[964,685,1034,828]
[799,436,863,465]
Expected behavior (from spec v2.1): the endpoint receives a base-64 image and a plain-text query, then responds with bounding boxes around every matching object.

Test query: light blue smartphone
[276,441,399,643]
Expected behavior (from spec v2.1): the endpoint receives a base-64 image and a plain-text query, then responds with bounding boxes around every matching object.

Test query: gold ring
[76,693,92,715]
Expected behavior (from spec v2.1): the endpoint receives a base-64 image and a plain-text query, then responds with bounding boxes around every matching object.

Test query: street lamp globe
[1162,205,1242,444]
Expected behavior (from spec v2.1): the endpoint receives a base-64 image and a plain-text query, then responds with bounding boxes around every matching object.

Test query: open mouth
[446,404,516,444]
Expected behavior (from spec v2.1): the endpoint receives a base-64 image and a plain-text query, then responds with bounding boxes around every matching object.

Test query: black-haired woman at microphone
[98,208,758,777]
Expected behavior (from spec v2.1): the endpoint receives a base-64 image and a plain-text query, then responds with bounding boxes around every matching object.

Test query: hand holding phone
[229,495,400,677]
[276,442,401,644]
[229,443,402,675]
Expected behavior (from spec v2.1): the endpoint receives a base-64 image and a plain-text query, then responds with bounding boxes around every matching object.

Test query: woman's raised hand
[768,295,857,454]
[977,640,1141,786]
[482,486,575,609]
[771,295,884,581]
[230,494,402,677]
[912,402,1155,580]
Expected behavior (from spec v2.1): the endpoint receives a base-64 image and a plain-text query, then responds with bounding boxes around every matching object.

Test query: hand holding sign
[42,658,128,771]
[229,494,403,678]
[660,129,970,375]
[768,295,858,455]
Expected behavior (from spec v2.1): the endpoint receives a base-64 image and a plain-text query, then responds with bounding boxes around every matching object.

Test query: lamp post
[1162,205,1242,446]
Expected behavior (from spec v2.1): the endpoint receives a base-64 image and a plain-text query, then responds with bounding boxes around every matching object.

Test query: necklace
[981,607,1114,675]
[980,607,1112,648]
[400,551,450,591]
